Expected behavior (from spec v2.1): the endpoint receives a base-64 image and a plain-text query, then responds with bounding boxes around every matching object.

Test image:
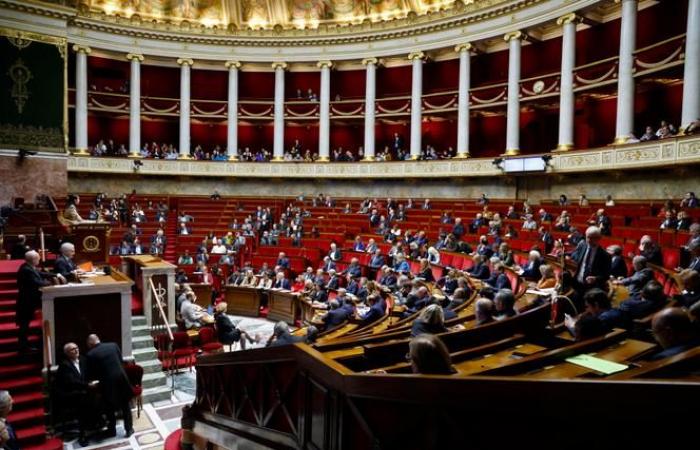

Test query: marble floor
[61,315,277,449]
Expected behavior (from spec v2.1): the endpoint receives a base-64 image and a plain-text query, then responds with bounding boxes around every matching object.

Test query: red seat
[123,362,144,418]
[170,331,197,372]
[199,326,224,354]
[662,248,680,270]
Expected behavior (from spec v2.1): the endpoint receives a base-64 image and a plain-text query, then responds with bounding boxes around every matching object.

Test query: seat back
[123,363,144,387]
[199,326,216,344]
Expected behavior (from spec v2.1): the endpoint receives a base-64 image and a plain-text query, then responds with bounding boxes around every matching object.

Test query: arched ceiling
[75,0,462,29]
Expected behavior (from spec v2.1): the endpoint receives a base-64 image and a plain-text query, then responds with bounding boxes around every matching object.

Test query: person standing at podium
[17,250,64,351]
[54,242,82,282]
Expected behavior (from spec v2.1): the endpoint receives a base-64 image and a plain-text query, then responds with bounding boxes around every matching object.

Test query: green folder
[565,354,629,375]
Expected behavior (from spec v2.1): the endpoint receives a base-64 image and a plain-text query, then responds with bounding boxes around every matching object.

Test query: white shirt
[72,359,81,374]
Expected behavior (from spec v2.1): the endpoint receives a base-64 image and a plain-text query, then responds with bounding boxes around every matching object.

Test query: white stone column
[73,45,91,154]
[126,53,144,157]
[504,31,523,156]
[177,58,193,158]
[272,62,287,161]
[614,0,637,144]
[362,57,378,160]
[317,60,333,161]
[682,0,700,129]
[455,44,472,158]
[556,14,578,151]
[226,61,241,160]
[408,51,425,159]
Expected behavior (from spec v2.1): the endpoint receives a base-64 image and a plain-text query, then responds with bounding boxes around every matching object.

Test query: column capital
[317,60,333,69]
[454,43,474,54]
[614,0,637,3]
[225,60,241,69]
[271,61,288,70]
[556,13,581,25]
[176,58,194,66]
[408,51,426,61]
[126,53,144,62]
[504,31,524,42]
[362,57,379,66]
[72,44,91,54]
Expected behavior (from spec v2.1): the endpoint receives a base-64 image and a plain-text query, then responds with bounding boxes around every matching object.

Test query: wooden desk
[41,270,134,367]
[189,283,213,308]
[70,223,111,265]
[268,290,299,325]
[223,285,262,317]
[121,255,176,326]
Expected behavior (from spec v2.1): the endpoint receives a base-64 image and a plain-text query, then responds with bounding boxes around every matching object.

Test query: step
[132,335,155,350]
[132,316,148,327]
[8,406,45,427]
[0,334,39,352]
[132,324,151,338]
[132,346,158,361]
[142,371,168,389]
[0,299,16,311]
[0,349,20,364]
[0,279,15,288]
[24,437,64,450]
[0,289,18,300]
[142,385,172,404]
[10,391,44,410]
[15,424,48,446]
[140,358,164,375]
[0,375,43,392]
[0,363,42,380]
[0,319,40,337]
[0,310,16,321]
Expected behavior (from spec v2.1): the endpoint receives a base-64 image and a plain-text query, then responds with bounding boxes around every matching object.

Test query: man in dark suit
[607,245,628,278]
[467,255,491,280]
[322,300,349,330]
[358,294,385,326]
[276,252,290,269]
[17,250,62,351]
[266,322,304,347]
[573,226,612,291]
[326,270,340,290]
[56,342,95,446]
[613,256,654,298]
[9,234,30,260]
[54,242,80,281]
[85,334,134,438]
[272,272,291,290]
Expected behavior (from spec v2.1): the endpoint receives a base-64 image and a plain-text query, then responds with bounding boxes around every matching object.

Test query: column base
[553,144,573,152]
[409,154,420,160]
[227,156,238,161]
[362,156,375,161]
[272,156,285,162]
[316,156,330,162]
[178,154,192,160]
[453,152,470,159]
[73,148,89,156]
[503,148,520,156]
[127,152,142,158]
[613,136,630,145]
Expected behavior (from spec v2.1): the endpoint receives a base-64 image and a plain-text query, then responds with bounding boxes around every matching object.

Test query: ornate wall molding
[0,0,606,63]
[66,136,700,180]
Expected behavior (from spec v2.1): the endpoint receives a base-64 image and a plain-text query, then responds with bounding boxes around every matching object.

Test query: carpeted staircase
[0,260,62,450]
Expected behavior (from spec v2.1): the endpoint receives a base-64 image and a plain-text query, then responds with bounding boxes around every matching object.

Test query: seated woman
[257,272,273,289]
[407,334,456,375]
[535,264,557,290]
[213,302,257,350]
[411,304,448,337]
[415,258,434,282]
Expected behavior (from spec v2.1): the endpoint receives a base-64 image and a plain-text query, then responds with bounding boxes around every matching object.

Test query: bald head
[86,334,100,349]
[25,250,40,266]
[652,308,696,350]
[60,242,75,258]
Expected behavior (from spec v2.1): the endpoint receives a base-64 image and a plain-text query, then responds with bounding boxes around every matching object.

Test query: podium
[268,290,299,325]
[121,255,176,327]
[70,223,111,265]
[41,270,133,367]
[223,285,262,317]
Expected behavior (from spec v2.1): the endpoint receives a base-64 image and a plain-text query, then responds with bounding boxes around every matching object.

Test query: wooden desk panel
[224,286,261,317]
[456,343,548,375]
[268,290,298,325]
[189,283,213,308]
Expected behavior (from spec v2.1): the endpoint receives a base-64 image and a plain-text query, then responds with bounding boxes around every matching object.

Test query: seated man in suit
[368,249,385,271]
[676,269,700,308]
[325,269,340,290]
[321,256,336,273]
[55,342,97,446]
[378,266,398,291]
[54,242,82,281]
[485,262,511,291]
[357,294,385,327]
[607,245,628,279]
[648,307,700,360]
[266,322,304,347]
[346,258,362,278]
[612,256,653,298]
[272,271,291,290]
[494,289,517,320]
[518,250,543,281]
[322,299,350,330]
[618,280,667,324]
[467,255,490,280]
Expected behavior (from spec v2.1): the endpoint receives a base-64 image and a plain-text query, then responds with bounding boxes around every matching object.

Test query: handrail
[633,33,685,55]
[149,278,174,341]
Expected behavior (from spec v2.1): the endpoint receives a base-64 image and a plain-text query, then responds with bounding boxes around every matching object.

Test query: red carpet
[0,258,62,450]
[164,429,183,450]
